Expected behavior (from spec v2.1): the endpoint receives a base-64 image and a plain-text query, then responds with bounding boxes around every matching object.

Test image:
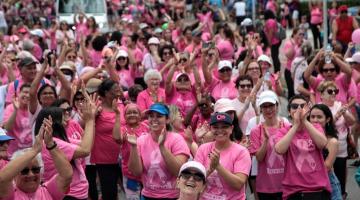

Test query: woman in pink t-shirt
[317,81,356,198]
[249,91,290,199]
[91,79,124,200]
[3,84,32,156]
[216,25,235,60]
[309,0,323,49]
[114,49,135,89]
[264,18,282,72]
[274,95,331,199]
[0,120,73,200]
[128,103,190,199]
[136,69,166,112]
[113,103,148,200]
[304,50,355,105]
[195,112,251,200]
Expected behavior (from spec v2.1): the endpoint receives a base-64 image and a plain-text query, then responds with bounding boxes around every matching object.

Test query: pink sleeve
[248,125,262,155]
[194,145,207,165]
[233,147,251,175]
[55,138,77,161]
[45,174,66,200]
[5,82,15,104]
[2,104,14,124]
[136,91,147,112]
[311,75,323,90]
[274,126,290,144]
[169,134,190,157]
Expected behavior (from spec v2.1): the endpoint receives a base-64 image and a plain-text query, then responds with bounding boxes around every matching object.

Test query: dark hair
[109,31,122,45]
[92,35,107,51]
[130,33,140,43]
[159,44,174,61]
[264,9,276,20]
[128,84,144,102]
[291,27,300,38]
[182,26,192,35]
[309,104,338,139]
[72,90,85,107]
[287,94,309,111]
[229,111,243,141]
[115,56,129,70]
[34,107,69,142]
[98,79,117,97]
[37,84,58,105]
[20,83,31,91]
[235,75,254,88]
[244,60,263,77]
[51,98,70,107]
[223,24,234,44]
[318,58,341,74]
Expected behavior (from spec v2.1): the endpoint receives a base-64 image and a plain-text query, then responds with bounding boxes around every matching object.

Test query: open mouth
[185,182,196,188]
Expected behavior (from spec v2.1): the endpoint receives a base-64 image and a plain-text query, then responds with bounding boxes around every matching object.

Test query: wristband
[46,141,57,151]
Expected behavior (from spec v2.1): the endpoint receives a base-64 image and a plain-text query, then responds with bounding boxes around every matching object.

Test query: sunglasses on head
[290,103,306,110]
[62,107,72,113]
[181,170,205,182]
[239,84,252,89]
[219,67,232,73]
[326,88,339,95]
[321,68,336,73]
[20,166,41,175]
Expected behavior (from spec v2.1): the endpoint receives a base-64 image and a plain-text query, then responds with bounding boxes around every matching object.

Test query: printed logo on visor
[216,114,226,120]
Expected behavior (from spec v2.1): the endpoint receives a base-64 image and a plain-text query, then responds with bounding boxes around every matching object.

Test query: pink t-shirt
[310,7,323,24]
[248,122,291,193]
[3,175,65,200]
[137,132,190,198]
[91,108,124,164]
[0,159,8,170]
[283,39,301,70]
[120,123,148,181]
[231,98,256,132]
[88,50,102,68]
[136,88,166,112]
[265,19,280,45]
[75,22,89,43]
[166,86,197,117]
[42,138,88,199]
[274,124,331,199]
[195,142,251,200]
[3,105,32,156]
[310,73,357,104]
[207,78,238,101]
[65,120,83,141]
[216,39,235,61]
[117,69,134,89]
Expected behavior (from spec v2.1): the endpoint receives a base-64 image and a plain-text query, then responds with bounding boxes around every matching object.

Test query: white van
[56,0,108,31]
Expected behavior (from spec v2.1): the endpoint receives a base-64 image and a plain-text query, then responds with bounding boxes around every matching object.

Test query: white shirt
[233,1,246,17]
[0,84,8,124]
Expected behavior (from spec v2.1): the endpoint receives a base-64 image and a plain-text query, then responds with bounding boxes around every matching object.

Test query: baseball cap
[241,18,253,26]
[0,128,14,141]
[210,112,233,126]
[218,60,232,71]
[258,90,278,107]
[214,98,236,113]
[148,37,160,45]
[139,23,148,29]
[18,27,27,34]
[29,29,44,38]
[175,73,190,81]
[350,52,360,64]
[145,103,169,116]
[338,5,348,12]
[178,161,207,179]
[59,61,76,72]
[86,78,102,94]
[18,57,37,67]
[257,55,273,66]
[116,50,129,59]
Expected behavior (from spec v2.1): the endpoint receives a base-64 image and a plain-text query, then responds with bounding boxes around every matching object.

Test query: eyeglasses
[20,166,41,175]
[219,67,232,73]
[181,170,205,182]
[179,58,188,63]
[321,68,336,73]
[62,107,72,113]
[261,103,275,109]
[239,84,252,89]
[326,89,339,95]
[289,103,306,110]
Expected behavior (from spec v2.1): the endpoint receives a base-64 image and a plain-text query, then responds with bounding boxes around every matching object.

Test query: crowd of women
[0,0,360,200]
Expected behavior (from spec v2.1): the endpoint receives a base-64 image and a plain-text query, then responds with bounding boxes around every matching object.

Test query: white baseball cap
[116,50,129,58]
[178,161,207,179]
[241,18,252,26]
[175,73,190,81]
[350,52,360,64]
[148,37,160,45]
[29,29,44,38]
[218,60,232,71]
[257,55,273,66]
[214,98,236,113]
[258,90,278,107]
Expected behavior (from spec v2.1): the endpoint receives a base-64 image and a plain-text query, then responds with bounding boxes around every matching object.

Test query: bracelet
[46,141,57,150]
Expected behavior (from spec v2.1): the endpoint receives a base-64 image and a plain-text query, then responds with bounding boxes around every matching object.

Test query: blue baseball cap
[0,128,14,141]
[145,103,169,116]
[210,112,233,125]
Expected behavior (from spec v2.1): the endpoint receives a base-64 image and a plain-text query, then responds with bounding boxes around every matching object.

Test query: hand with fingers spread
[195,123,210,140]
[127,134,137,146]
[112,99,120,115]
[80,94,98,121]
[12,97,20,110]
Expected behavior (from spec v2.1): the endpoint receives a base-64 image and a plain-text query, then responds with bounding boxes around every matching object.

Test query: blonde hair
[317,81,337,93]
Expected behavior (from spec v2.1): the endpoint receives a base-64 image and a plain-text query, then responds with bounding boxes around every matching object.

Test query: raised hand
[112,99,120,115]
[43,116,54,148]
[80,94,99,121]
[12,97,20,110]
[209,148,220,171]
[184,126,194,144]
[127,134,137,146]
[158,128,167,146]
[293,107,302,126]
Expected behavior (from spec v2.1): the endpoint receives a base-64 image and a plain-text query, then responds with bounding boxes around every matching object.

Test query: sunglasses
[321,68,336,73]
[326,89,339,95]
[198,103,209,108]
[20,166,41,175]
[177,77,189,82]
[67,55,77,59]
[219,67,232,73]
[179,58,188,63]
[163,51,171,56]
[181,170,205,182]
[117,57,127,61]
[62,107,72,113]
[289,103,306,110]
[207,53,214,57]
[261,103,275,109]
[239,84,252,89]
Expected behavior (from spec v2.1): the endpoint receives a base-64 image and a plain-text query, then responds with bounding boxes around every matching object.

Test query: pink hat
[124,103,141,115]
[214,98,236,113]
